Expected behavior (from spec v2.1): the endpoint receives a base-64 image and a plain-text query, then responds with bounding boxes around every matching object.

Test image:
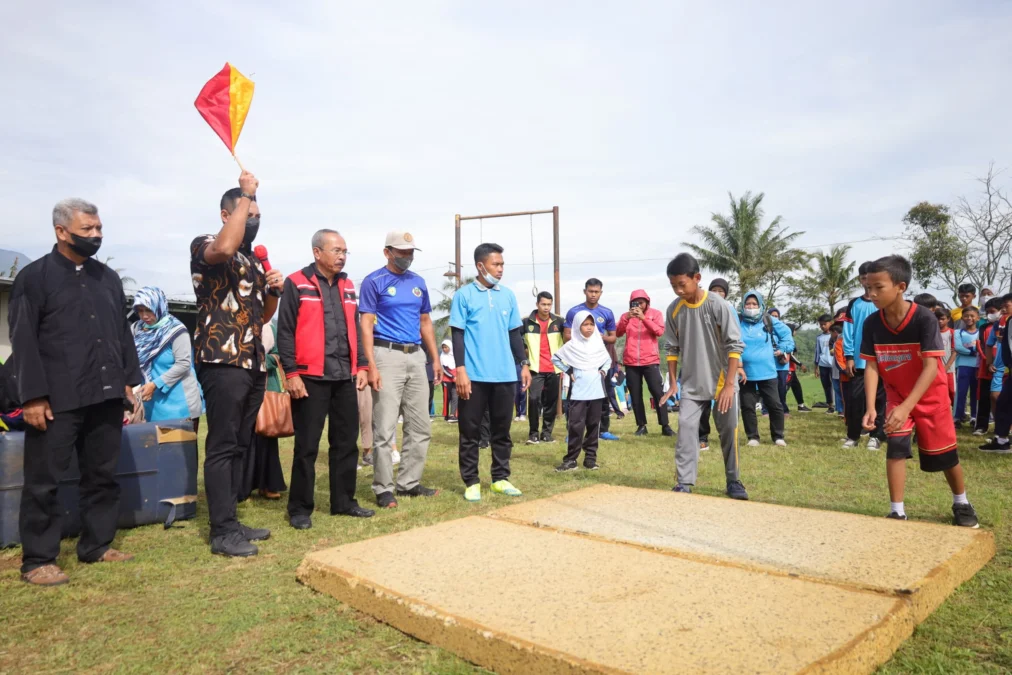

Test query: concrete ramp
[297,487,994,674]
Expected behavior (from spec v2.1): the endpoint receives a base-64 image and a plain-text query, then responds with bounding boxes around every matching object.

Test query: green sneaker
[464,484,481,502]
[490,480,522,497]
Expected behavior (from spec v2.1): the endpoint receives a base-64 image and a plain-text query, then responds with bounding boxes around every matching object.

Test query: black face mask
[243,216,260,247]
[68,233,102,258]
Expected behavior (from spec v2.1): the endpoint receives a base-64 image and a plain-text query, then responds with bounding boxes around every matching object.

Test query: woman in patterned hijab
[132,287,204,427]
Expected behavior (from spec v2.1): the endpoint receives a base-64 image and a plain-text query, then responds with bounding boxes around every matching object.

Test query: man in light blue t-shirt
[450,243,531,503]
[359,231,441,509]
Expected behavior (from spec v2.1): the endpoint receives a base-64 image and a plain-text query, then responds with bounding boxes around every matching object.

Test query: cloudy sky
[3,1,1010,314]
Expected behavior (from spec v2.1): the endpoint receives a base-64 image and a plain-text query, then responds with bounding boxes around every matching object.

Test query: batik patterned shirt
[190,235,267,372]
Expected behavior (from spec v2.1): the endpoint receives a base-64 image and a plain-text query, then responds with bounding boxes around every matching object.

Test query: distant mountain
[0,249,30,278]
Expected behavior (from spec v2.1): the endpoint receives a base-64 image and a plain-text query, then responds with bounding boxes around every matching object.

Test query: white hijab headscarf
[439,339,455,371]
[556,310,610,370]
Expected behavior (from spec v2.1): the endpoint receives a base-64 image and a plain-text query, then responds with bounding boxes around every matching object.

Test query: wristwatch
[520,359,530,367]
[240,192,256,201]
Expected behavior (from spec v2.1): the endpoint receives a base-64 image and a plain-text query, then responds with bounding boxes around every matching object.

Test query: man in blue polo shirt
[360,231,441,509]
[450,242,531,502]
[564,278,620,440]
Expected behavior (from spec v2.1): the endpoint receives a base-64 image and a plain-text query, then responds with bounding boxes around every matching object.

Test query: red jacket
[284,267,366,378]
[616,289,665,366]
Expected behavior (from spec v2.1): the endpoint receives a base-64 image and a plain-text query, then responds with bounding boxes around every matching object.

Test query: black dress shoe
[337,505,375,518]
[290,515,313,530]
[661,425,675,437]
[634,426,648,436]
[376,492,398,509]
[238,523,271,541]
[211,532,258,557]
[396,484,440,498]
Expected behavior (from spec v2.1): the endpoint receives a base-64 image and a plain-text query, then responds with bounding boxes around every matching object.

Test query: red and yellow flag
[194,62,255,154]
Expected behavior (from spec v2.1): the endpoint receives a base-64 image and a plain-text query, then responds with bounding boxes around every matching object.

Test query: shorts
[885,404,959,473]
[992,369,1007,394]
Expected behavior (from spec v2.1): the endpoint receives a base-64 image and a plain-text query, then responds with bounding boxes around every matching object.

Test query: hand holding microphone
[254,245,284,296]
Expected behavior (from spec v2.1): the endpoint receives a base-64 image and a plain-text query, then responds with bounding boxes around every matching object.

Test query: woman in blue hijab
[132,287,203,429]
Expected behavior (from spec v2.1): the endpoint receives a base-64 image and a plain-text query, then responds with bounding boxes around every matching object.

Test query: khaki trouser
[371,347,431,494]
[357,386,373,450]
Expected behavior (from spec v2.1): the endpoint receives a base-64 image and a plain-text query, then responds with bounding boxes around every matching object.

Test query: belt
[375,338,420,354]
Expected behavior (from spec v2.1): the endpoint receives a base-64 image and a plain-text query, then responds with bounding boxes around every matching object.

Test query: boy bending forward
[661,253,748,500]
[861,255,978,527]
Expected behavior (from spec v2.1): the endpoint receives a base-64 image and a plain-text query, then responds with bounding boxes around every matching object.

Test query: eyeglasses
[318,248,349,256]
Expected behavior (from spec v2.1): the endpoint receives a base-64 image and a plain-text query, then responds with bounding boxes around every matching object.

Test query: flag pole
[232,154,246,172]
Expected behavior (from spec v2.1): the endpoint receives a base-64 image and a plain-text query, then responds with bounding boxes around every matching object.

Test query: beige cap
[385,231,421,251]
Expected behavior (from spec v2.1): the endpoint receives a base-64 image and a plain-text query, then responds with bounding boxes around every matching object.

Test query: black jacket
[8,248,142,412]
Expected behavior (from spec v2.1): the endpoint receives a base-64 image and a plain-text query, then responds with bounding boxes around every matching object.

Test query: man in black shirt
[277,230,373,529]
[9,198,143,586]
[190,170,285,557]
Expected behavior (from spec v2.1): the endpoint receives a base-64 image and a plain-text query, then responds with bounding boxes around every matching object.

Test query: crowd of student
[3,169,1001,586]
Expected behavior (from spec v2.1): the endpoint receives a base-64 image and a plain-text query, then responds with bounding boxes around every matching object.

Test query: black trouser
[699,401,712,441]
[974,377,992,433]
[198,364,266,539]
[994,376,1012,437]
[239,434,287,501]
[442,382,458,420]
[819,366,834,406]
[528,371,560,436]
[625,365,669,429]
[458,382,514,486]
[564,399,602,465]
[428,379,435,417]
[847,368,886,441]
[20,400,123,573]
[288,378,360,517]
[789,371,805,405]
[740,379,784,441]
[597,366,616,433]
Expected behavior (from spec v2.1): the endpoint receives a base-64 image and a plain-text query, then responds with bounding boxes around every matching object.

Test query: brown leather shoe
[258,489,281,500]
[21,564,69,586]
[94,548,134,563]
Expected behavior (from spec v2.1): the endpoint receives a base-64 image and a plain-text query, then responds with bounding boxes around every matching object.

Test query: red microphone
[253,244,272,272]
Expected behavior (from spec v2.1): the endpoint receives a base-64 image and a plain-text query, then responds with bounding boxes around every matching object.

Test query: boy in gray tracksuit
[661,253,748,500]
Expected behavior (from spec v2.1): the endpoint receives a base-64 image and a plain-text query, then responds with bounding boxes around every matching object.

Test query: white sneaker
[774,439,787,447]
[972,429,986,436]
[842,439,858,449]
[391,450,401,464]
[513,416,522,423]
[747,439,760,447]
[867,438,882,451]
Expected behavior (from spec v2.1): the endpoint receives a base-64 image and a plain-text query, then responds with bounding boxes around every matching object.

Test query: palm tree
[102,256,137,288]
[808,245,860,314]
[683,191,809,302]
[433,275,475,340]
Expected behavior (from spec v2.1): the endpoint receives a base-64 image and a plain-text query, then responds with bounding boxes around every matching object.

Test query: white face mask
[743,307,760,319]
[987,312,1000,323]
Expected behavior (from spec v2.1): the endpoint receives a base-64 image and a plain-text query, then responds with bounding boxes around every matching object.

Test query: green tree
[785,245,860,324]
[902,202,968,303]
[432,276,474,340]
[683,191,809,302]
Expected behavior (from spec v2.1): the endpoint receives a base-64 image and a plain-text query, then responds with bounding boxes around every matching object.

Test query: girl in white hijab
[439,339,458,422]
[551,311,612,471]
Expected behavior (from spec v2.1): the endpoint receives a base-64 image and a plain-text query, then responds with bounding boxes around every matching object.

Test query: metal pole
[454,214,461,289]
[459,209,554,221]
[552,206,560,316]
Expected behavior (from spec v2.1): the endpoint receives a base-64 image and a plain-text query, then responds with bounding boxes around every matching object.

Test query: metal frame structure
[454,207,561,314]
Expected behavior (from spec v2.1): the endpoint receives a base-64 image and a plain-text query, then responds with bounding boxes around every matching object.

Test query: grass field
[1,376,1010,674]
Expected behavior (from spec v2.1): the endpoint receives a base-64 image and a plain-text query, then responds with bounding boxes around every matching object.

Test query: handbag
[256,356,294,438]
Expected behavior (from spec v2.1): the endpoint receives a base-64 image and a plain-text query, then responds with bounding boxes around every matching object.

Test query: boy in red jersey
[860,255,979,527]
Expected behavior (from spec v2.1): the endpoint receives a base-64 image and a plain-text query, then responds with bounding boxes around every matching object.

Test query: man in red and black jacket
[277,229,373,528]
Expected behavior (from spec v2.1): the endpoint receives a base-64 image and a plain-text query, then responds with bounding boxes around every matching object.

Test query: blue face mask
[478,263,499,287]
